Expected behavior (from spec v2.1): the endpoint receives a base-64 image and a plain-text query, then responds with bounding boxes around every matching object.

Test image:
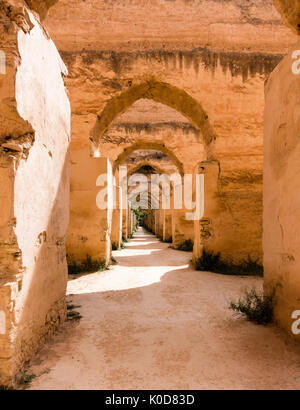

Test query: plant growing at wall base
[112,242,119,251]
[176,239,194,252]
[67,254,109,275]
[18,370,36,389]
[195,249,263,277]
[195,249,222,271]
[229,287,276,325]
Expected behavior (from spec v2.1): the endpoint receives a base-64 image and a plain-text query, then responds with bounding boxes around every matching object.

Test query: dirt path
[28,228,300,390]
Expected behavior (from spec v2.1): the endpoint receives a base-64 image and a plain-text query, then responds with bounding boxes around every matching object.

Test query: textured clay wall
[67,150,113,263]
[0,5,70,385]
[264,39,300,339]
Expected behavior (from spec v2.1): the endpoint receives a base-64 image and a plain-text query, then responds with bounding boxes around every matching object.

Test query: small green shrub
[229,288,276,325]
[195,249,263,277]
[67,254,108,275]
[163,237,172,244]
[18,370,36,388]
[122,236,129,243]
[176,239,194,252]
[127,230,137,239]
[195,249,222,271]
[240,256,263,276]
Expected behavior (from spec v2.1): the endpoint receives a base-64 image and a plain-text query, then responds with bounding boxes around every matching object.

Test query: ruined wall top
[0,0,57,26]
[43,0,295,54]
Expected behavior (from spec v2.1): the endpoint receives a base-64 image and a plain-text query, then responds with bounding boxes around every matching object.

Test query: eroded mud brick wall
[264,0,300,338]
[44,0,295,264]
[0,2,70,384]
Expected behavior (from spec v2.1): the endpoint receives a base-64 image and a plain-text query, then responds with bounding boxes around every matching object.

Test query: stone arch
[129,162,177,198]
[126,161,178,178]
[113,141,184,175]
[90,79,216,152]
[127,174,170,210]
[129,189,160,209]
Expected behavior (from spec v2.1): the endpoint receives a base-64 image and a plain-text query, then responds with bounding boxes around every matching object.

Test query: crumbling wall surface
[25,0,58,20]
[0,3,70,385]
[45,0,294,53]
[264,40,300,338]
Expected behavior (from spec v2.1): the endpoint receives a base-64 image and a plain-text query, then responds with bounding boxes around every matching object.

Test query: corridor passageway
[28,229,300,390]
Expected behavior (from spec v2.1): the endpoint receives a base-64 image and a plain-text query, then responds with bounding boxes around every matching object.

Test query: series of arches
[0,0,299,388]
[112,141,185,176]
[67,78,220,267]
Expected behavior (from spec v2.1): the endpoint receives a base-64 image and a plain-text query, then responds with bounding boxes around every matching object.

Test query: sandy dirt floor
[28,228,300,390]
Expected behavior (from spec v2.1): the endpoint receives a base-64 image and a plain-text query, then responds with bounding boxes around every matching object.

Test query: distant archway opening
[113,142,184,176]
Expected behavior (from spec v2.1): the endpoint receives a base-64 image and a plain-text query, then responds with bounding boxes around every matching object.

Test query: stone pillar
[163,209,173,242]
[150,211,155,233]
[143,213,148,230]
[144,211,154,233]
[193,161,220,261]
[171,179,194,249]
[172,210,194,248]
[122,200,128,239]
[127,202,131,237]
[155,209,163,239]
[68,152,113,265]
[264,42,300,339]
[111,186,122,250]
[159,210,164,239]
[154,210,160,236]
[130,210,134,235]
